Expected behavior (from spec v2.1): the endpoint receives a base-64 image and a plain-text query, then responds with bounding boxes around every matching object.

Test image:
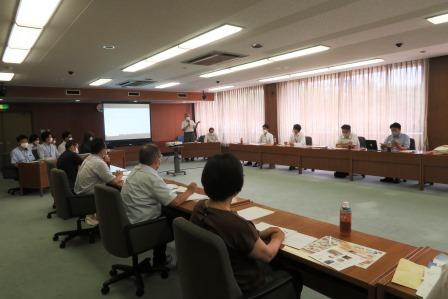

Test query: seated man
[121,144,197,266]
[245,124,274,167]
[380,122,410,183]
[204,127,219,143]
[57,140,83,189]
[336,124,359,149]
[288,124,305,170]
[11,134,35,165]
[75,138,123,225]
[37,131,59,160]
[57,130,73,154]
[190,153,299,294]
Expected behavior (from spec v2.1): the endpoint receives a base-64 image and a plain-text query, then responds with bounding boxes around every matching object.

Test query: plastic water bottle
[340,201,352,236]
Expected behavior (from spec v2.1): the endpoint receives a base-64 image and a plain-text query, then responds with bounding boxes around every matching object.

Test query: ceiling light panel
[15,0,61,28]
[329,59,384,70]
[8,24,42,49]
[268,45,329,62]
[155,82,180,89]
[89,78,112,86]
[209,85,234,91]
[2,47,30,63]
[200,69,233,78]
[229,59,272,72]
[0,72,15,81]
[426,13,448,24]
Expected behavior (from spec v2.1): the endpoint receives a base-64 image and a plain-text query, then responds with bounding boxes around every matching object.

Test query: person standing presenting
[181,113,199,143]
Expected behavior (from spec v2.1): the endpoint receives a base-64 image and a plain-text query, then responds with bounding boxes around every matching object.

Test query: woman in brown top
[190,153,286,293]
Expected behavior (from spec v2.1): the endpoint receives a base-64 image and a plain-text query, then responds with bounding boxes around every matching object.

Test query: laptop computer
[365,140,378,151]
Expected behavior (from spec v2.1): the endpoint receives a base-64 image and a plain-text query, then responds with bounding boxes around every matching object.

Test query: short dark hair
[65,140,78,150]
[293,124,302,131]
[16,134,28,142]
[29,134,39,143]
[390,122,401,129]
[90,138,106,154]
[201,153,244,201]
[262,124,269,129]
[41,131,52,141]
[209,127,214,132]
[139,144,161,165]
[62,131,71,139]
[341,124,351,130]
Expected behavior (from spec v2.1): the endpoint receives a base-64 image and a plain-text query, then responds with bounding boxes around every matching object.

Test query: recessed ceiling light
[155,82,180,89]
[268,45,329,62]
[102,44,116,50]
[259,75,291,83]
[209,85,234,92]
[426,13,448,24]
[251,43,263,49]
[178,24,242,50]
[122,24,242,73]
[89,78,112,86]
[329,58,384,71]
[200,45,330,78]
[16,0,61,28]
[0,72,15,81]
[8,24,42,49]
[2,47,29,63]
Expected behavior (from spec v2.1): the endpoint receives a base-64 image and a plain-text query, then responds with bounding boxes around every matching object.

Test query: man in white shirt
[245,124,274,167]
[37,131,59,160]
[336,124,359,149]
[289,124,306,147]
[181,113,198,143]
[121,144,197,266]
[204,127,219,143]
[57,131,73,154]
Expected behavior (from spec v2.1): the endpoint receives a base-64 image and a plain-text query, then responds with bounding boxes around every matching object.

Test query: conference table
[227,144,448,190]
[180,142,222,159]
[166,180,442,299]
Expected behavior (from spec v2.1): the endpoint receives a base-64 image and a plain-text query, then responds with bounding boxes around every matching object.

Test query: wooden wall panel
[428,56,448,149]
[263,83,278,141]
[151,103,193,141]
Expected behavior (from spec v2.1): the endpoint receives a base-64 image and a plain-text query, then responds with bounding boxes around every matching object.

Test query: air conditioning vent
[184,52,246,66]
[117,80,156,87]
[128,91,141,96]
[177,93,187,98]
[65,89,81,95]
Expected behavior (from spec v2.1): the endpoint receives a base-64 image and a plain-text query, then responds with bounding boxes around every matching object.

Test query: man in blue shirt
[11,135,35,165]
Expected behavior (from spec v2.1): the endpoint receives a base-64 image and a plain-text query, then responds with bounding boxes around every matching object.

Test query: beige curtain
[277,60,427,149]
[195,85,265,144]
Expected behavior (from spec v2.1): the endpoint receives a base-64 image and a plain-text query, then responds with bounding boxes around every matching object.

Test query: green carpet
[1,157,447,299]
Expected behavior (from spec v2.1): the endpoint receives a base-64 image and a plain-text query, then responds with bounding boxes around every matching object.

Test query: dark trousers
[184,132,196,142]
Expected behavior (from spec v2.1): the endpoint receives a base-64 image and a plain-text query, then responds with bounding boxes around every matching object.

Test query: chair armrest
[67,194,96,216]
[243,270,297,299]
[124,216,174,255]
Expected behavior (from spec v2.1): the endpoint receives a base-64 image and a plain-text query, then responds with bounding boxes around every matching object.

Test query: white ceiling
[1,0,448,92]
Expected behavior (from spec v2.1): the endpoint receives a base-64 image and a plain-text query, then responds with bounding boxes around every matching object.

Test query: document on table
[237,207,274,221]
[187,193,209,201]
[254,222,317,250]
[310,246,366,271]
[166,184,187,193]
[391,258,426,290]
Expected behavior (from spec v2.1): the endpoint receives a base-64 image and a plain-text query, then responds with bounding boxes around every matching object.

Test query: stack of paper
[187,193,209,201]
[391,259,426,290]
[415,254,448,298]
[254,222,317,249]
[237,207,274,221]
[166,184,187,193]
[310,247,366,271]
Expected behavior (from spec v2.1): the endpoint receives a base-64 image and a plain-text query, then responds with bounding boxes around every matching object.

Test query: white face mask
[20,142,29,149]
[48,137,53,143]
[74,147,79,154]
[68,137,73,141]
[186,116,191,121]
[263,129,268,134]
[89,136,94,141]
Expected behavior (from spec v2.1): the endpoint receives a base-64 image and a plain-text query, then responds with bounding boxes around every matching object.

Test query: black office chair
[305,136,312,146]
[410,138,416,151]
[94,184,171,297]
[358,136,367,149]
[197,135,205,143]
[51,168,97,248]
[173,217,298,299]
[2,165,21,195]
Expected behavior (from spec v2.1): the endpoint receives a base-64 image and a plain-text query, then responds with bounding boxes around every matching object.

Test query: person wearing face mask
[57,140,83,189]
[79,131,95,154]
[336,124,359,149]
[58,131,73,154]
[204,127,219,143]
[11,134,35,165]
[245,124,274,167]
[181,113,199,143]
[288,124,305,170]
[121,144,197,267]
[37,131,59,160]
[380,122,411,183]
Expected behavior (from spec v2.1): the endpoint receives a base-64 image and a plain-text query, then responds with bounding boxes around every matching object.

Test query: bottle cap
[342,201,350,209]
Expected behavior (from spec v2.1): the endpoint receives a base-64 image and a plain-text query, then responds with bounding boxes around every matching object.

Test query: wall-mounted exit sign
[0,103,10,111]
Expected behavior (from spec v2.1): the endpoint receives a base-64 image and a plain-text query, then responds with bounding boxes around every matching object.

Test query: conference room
[1,0,448,298]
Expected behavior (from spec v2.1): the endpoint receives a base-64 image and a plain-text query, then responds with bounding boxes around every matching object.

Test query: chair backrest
[358,136,367,148]
[173,217,243,299]
[94,184,130,258]
[410,138,416,150]
[176,135,184,142]
[2,165,19,180]
[50,168,75,220]
[45,159,57,198]
[305,136,312,146]
[197,135,205,143]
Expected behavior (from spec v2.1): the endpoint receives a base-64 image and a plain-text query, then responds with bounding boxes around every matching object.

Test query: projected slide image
[103,103,151,141]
